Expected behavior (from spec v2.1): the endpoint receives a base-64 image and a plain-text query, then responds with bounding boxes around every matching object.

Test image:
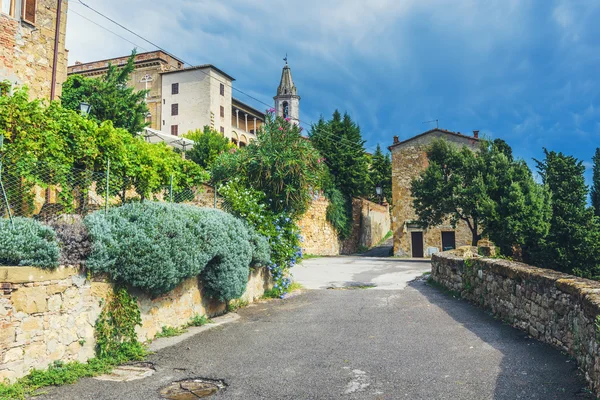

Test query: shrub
[84,202,256,300]
[248,225,271,267]
[0,217,59,268]
[48,220,92,267]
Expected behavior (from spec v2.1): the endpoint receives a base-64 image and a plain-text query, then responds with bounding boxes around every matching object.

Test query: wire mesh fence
[0,151,223,225]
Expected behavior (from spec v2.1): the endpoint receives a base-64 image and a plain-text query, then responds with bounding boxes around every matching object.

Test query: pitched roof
[160,64,236,81]
[277,64,297,96]
[388,128,479,151]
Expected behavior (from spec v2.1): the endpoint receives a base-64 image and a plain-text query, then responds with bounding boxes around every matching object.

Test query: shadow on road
[409,279,592,400]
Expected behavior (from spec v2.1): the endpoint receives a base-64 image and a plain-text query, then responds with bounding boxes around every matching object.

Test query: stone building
[274,61,300,125]
[1,0,69,100]
[160,65,264,145]
[389,128,480,257]
[67,51,184,130]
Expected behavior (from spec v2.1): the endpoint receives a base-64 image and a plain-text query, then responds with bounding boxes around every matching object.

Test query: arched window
[282,101,289,119]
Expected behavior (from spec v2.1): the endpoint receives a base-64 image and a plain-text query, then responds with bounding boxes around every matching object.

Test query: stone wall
[390,130,478,257]
[297,196,391,256]
[0,0,69,99]
[431,251,600,396]
[0,265,272,382]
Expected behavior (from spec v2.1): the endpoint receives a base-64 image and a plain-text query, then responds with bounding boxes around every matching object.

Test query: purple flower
[268,107,276,113]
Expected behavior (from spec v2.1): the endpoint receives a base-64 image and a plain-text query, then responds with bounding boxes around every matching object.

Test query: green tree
[592,148,600,217]
[309,110,370,199]
[369,144,392,203]
[212,111,324,217]
[185,126,234,170]
[411,139,484,245]
[61,50,149,135]
[535,149,600,275]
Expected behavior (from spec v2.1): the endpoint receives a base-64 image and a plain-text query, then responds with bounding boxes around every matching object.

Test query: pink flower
[285,117,291,122]
[268,108,276,113]
[278,127,283,131]
[318,159,321,164]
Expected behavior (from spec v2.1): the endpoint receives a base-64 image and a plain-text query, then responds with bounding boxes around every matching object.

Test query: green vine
[94,287,145,362]
[463,258,474,293]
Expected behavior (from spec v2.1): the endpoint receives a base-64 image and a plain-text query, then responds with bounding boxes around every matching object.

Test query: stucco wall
[390,131,478,257]
[431,251,600,397]
[0,265,272,382]
[0,0,68,100]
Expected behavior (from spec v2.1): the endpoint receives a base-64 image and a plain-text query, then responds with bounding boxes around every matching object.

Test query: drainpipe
[50,0,63,100]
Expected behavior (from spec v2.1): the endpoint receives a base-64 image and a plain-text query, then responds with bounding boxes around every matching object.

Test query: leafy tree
[61,50,149,135]
[309,110,370,199]
[185,126,234,170]
[535,149,600,275]
[369,144,392,203]
[212,111,324,217]
[411,139,484,245]
[592,148,600,217]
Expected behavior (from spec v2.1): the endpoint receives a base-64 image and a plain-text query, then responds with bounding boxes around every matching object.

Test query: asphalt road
[37,257,590,399]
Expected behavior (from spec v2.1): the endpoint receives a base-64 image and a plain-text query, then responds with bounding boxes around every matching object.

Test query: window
[220,126,225,133]
[162,120,165,126]
[171,125,178,136]
[220,83,224,96]
[163,99,165,104]
[220,106,224,118]
[171,103,178,116]
[282,101,289,119]
[171,83,179,95]
[21,0,36,24]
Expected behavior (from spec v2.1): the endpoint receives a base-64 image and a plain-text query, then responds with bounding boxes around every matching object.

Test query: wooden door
[411,231,424,258]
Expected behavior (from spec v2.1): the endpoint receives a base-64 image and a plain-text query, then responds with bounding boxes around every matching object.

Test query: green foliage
[94,288,145,361]
[309,110,371,199]
[155,326,187,339]
[188,314,211,327]
[592,148,600,217]
[0,217,59,268]
[411,139,484,245]
[535,149,600,275]
[85,202,254,301]
[369,144,392,202]
[61,50,149,135]
[321,171,352,238]
[213,111,324,217]
[227,298,249,312]
[185,126,234,170]
[218,179,300,296]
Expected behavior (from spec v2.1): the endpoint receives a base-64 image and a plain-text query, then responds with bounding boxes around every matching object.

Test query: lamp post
[79,102,91,116]
[375,184,382,205]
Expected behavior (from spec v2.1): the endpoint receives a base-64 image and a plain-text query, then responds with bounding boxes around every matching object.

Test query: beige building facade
[389,128,480,257]
[67,51,184,130]
[1,0,69,100]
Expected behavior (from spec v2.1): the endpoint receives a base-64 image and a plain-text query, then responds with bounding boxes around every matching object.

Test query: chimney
[393,135,399,144]
[473,130,479,139]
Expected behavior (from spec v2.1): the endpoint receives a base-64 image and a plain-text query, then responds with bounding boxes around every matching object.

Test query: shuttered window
[220,106,224,118]
[171,125,178,136]
[220,126,224,133]
[220,83,224,96]
[171,103,178,116]
[22,0,36,24]
[171,83,179,95]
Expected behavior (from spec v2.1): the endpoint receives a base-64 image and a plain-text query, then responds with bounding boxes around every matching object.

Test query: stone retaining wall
[0,266,272,382]
[431,250,600,396]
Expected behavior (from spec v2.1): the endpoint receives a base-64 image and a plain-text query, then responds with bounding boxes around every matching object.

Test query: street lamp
[79,102,91,116]
[375,184,382,204]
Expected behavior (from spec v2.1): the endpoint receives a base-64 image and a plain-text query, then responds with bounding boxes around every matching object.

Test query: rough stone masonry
[431,249,600,397]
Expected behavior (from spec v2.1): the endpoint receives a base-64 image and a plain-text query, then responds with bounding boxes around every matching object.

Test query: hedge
[0,217,60,269]
[84,202,269,300]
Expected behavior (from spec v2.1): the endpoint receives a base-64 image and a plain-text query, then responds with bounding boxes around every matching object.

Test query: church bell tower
[274,58,300,125]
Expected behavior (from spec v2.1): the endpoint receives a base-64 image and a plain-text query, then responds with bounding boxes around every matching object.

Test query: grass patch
[301,254,321,260]
[188,314,212,327]
[376,230,393,246]
[155,326,187,339]
[227,298,249,312]
[357,245,369,254]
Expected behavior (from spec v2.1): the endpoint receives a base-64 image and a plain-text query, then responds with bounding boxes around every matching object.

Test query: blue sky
[67,0,600,183]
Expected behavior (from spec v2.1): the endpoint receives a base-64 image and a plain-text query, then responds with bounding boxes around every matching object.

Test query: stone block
[11,287,47,313]
[3,347,23,363]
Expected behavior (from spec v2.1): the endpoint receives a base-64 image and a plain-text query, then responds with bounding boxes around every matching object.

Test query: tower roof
[277,63,297,96]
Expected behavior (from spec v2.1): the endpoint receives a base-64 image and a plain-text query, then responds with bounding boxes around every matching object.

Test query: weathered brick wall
[431,251,600,396]
[0,266,272,382]
[0,0,69,99]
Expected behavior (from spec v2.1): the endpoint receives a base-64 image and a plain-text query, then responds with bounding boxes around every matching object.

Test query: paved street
[38,257,590,399]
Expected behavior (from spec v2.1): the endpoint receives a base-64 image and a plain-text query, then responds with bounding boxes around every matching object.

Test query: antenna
[422,119,439,128]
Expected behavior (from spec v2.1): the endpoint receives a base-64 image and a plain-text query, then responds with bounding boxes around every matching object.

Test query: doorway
[441,231,456,251]
[411,231,424,258]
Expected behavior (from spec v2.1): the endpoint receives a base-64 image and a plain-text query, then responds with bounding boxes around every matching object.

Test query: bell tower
[274,57,300,125]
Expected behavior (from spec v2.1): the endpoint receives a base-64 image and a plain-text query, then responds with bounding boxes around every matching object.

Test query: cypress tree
[592,148,600,217]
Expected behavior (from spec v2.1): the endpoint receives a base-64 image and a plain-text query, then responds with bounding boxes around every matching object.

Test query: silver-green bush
[0,217,60,268]
[84,202,268,300]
